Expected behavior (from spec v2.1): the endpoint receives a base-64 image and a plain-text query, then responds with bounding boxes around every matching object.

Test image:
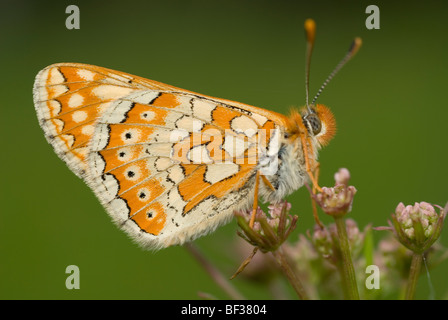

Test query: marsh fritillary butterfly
[33,20,361,249]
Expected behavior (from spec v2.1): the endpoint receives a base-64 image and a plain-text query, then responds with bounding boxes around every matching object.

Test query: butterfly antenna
[304,19,316,112]
[311,37,362,105]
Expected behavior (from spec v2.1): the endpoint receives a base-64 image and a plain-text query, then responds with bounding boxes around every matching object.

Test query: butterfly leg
[310,162,324,228]
[261,174,275,192]
[298,129,322,192]
[311,161,320,194]
[249,171,261,228]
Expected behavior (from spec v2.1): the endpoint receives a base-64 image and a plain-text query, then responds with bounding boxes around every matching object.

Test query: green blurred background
[1,0,447,299]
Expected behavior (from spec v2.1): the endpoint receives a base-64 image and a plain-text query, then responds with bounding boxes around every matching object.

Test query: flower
[234,201,297,253]
[313,168,357,217]
[231,202,298,281]
[311,224,333,258]
[379,202,447,254]
[309,219,366,261]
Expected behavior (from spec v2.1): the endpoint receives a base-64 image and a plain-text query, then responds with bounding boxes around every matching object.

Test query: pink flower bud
[395,202,406,215]
[334,168,350,186]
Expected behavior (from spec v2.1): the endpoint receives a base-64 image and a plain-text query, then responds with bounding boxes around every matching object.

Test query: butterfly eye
[305,113,322,135]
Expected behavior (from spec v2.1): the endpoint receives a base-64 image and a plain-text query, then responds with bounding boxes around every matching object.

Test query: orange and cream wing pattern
[33,63,285,249]
[33,63,181,178]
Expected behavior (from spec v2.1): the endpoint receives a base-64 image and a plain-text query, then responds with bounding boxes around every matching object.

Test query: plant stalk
[185,243,246,300]
[405,253,423,300]
[334,216,360,300]
[271,247,309,300]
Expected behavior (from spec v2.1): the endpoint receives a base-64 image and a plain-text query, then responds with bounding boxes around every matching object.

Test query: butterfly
[33,19,361,250]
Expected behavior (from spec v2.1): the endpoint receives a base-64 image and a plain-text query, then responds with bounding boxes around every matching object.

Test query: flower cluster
[309,218,366,260]
[213,168,448,300]
[313,168,357,217]
[387,202,447,254]
[234,201,297,253]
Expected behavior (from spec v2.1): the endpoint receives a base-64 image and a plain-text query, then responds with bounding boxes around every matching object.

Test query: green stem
[405,253,423,300]
[334,216,360,300]
[185,243,246,300]
[271,247,309,300]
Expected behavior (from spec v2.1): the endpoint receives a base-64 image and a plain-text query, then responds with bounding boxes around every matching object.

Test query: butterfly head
[286,104,336,148]
[301,104,336,147]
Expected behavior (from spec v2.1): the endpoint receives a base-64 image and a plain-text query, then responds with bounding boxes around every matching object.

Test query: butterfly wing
[34,63,286,249]
[33,63,194,177]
